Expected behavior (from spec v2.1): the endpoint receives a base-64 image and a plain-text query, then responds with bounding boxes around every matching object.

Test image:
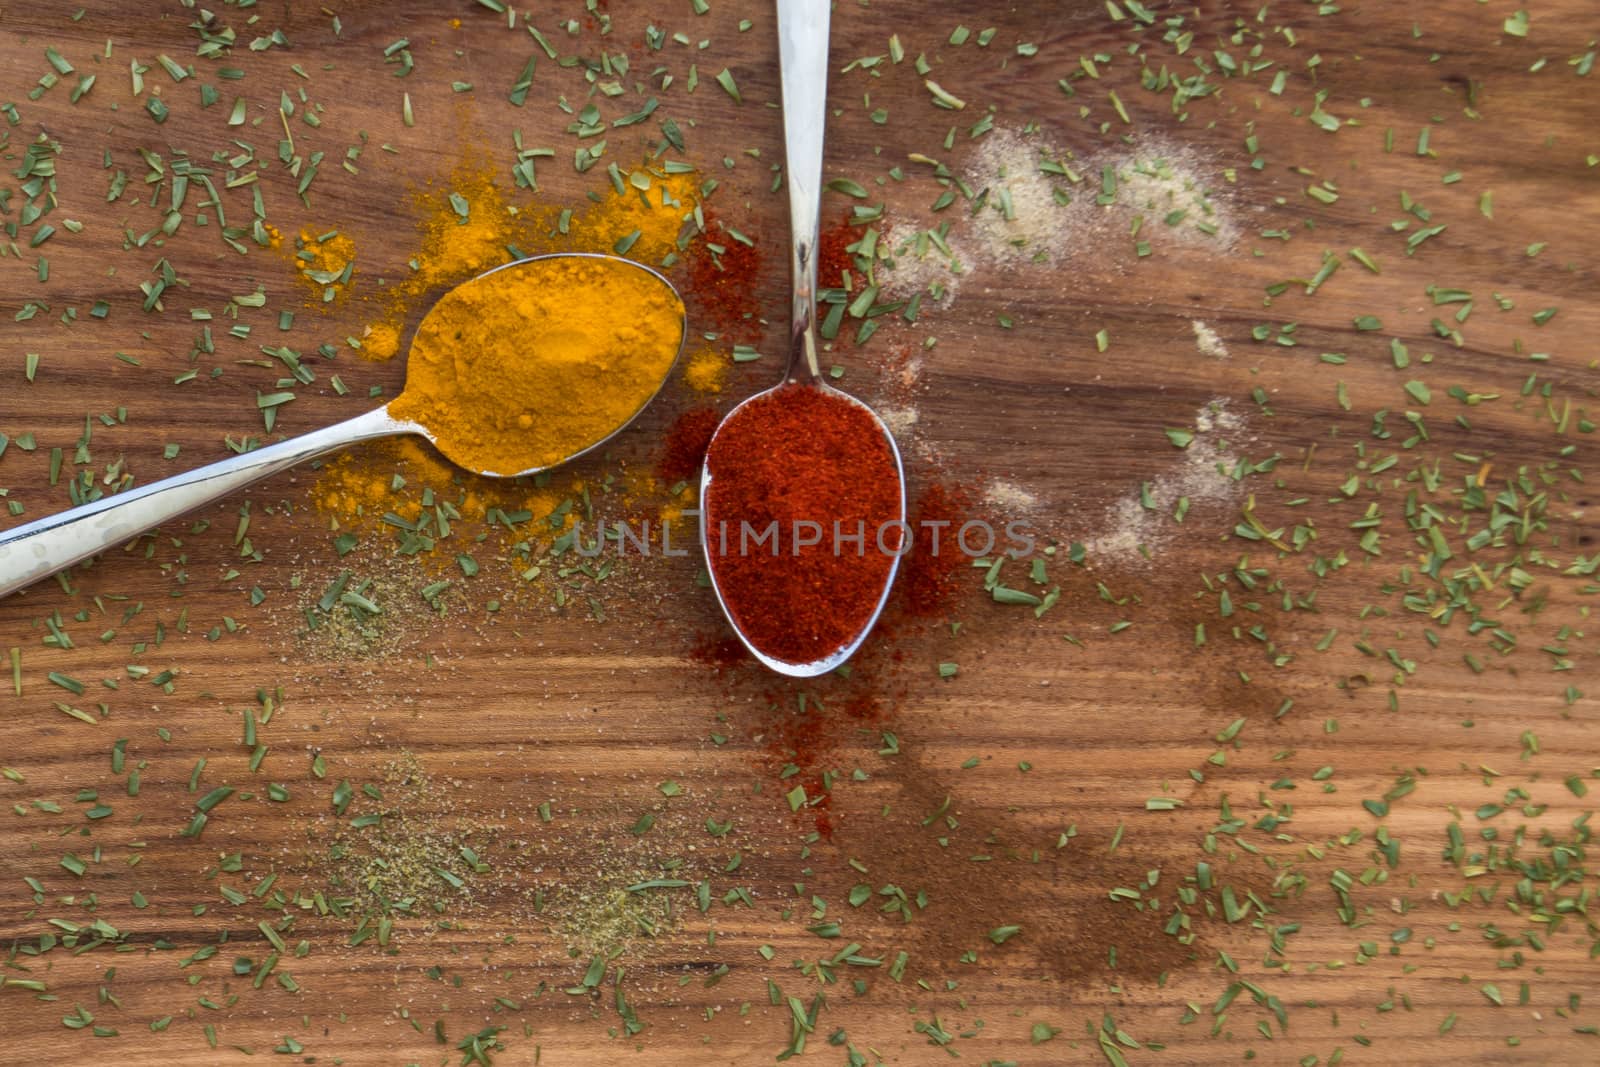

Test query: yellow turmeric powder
[310,435,582,540]
[406,166,526,293]
[571,167,700,262]
[360,322,401,361]
[350,160,700,363]
[294,227,357,301]
[388,256,685,477]
[345,165,529,361]
[682,344,728,394]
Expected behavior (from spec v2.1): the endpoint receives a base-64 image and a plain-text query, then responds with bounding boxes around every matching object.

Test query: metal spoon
[698,0,908,677]
[0,253,686,600]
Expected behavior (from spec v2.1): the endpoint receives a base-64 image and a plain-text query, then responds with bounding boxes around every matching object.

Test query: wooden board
[3,1,1599,1063]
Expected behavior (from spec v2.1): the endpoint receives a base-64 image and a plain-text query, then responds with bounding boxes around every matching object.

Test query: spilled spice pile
[655,406,721,487]
[817,213,866,294]
[310,752,494,923]
[899,480,971,618]
[291,227,358,303]
[680,343,728,395]
[684,207,764,342]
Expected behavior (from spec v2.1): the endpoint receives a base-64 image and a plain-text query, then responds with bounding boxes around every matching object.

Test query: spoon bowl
[697,0,906,676]
[0,253,686,600]
[395,253,687,477]
[699,380,906,677]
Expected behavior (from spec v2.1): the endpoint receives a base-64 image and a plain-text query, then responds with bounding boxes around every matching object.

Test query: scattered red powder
[883,341,918,384]
[687,210,763,341]
[656,406,721,486]
[900,480,971,618]
[836,690,887,725]
[769,706,829,772]
[687,621,906,841]
[817,215,862,294]
[688,633,747,668]
[757,687,892,841]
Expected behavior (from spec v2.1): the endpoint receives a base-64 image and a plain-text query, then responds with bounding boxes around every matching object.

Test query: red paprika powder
[702,384,902,665]
[899,480,970,618]
[816,215,863,295]
[656,406,721,486]
[686,211,763,342]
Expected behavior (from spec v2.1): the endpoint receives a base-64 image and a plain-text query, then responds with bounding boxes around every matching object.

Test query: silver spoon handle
[0,405,408,600]
[777,0,830,384]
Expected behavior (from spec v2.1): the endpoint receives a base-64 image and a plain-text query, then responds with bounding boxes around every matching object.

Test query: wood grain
[3,1,1599,1064]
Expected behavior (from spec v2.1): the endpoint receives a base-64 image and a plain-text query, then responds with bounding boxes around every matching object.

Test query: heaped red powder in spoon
[703,384,901,665]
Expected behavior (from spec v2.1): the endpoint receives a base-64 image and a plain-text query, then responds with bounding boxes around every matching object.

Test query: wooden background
[2,1,1599,1063]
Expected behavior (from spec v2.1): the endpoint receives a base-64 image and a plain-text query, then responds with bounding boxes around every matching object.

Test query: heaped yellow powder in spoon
[388,256,685,476]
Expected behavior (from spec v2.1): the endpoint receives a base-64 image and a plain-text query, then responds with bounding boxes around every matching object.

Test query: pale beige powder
[1083,400,1248,564]
[880,128,1240,309]
[1192,319,1229,359]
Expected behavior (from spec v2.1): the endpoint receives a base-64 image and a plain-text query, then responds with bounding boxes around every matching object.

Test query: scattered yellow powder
[311,460,395,525]
[360,321,401,361]
[293,226,357,302]
[570,167,701,263]
[350,163,529,362]
[612,465,697,531]
[408,165,526,293]
[310,436,585,542]
[393,436,459,492]
[344,158,699,363]
[683,345,727,394]
[316,437,474,524]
